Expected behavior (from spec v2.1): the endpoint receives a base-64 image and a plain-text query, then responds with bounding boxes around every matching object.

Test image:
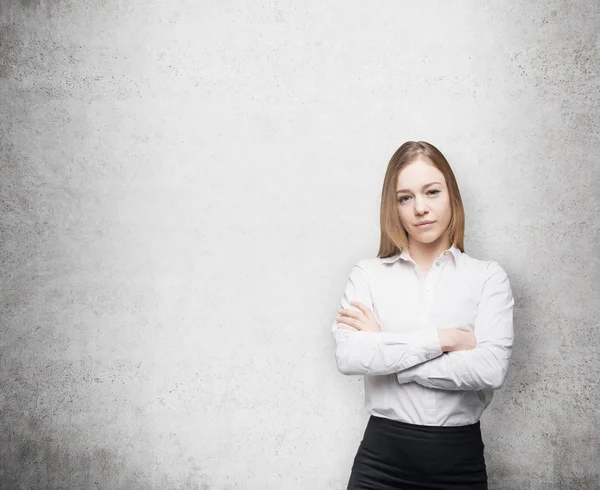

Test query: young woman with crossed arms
[332,141,514,490]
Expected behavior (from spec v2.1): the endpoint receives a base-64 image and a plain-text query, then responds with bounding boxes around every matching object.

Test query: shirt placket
[415,256,446,425]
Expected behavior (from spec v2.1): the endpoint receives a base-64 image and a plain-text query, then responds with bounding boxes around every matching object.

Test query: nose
[414,196,429,215]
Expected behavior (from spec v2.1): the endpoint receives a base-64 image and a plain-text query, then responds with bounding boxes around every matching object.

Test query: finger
[338,308,361,319]
[336,315,361,330]
[337,324,359,331]
[351,301,373,317]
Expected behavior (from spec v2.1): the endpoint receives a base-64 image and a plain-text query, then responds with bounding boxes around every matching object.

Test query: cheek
[397,209,410,225]
[432,199,451,216]
[396,205,409,216]
[439,195,451,211]
[439,204,452,220]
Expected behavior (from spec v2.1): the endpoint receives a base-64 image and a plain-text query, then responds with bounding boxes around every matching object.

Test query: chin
[410,233,443,244]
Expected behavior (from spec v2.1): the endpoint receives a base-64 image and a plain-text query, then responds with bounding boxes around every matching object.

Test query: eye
[397,189,440,203]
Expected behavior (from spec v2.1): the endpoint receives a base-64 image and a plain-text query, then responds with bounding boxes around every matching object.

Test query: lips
[415,220,435,226]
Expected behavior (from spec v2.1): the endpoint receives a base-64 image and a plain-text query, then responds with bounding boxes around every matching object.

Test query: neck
[407,234,452,265]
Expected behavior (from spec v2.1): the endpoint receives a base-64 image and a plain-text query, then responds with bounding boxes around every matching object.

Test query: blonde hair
[377,141,466,258]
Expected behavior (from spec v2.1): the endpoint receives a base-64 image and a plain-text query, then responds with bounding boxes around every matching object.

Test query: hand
[438,327,476,352]
[336,301,382,333]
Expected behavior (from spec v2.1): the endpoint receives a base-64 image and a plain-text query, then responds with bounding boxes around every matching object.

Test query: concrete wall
[1,1,599,488]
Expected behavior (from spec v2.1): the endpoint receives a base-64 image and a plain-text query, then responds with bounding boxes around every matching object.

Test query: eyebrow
[396,181,442,194]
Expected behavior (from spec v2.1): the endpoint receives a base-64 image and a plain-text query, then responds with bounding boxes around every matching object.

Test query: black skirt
[347,415,488,490]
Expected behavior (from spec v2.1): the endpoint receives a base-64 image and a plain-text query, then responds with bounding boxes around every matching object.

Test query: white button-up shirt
[331,244,514,426]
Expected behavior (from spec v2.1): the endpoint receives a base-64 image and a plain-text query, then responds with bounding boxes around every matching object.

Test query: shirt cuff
[420,327,443,359]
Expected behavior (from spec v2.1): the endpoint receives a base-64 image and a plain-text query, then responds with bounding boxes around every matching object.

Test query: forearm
[333,326,444,376]
[395,342,511,390]
[397,260,516,391]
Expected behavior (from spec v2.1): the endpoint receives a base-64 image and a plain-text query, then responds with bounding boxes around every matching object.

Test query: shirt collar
[380,243,462,264]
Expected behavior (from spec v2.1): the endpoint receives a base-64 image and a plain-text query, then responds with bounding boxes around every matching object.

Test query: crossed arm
[332,260,515,390]
[332,263,444,376]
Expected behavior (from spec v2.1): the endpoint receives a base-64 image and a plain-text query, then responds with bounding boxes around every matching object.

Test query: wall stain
[0,415,213,489]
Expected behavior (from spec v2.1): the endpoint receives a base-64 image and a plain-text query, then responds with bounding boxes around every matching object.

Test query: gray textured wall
[1,1,599,489]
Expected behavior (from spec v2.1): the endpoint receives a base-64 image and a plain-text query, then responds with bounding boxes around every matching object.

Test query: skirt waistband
[369,414,481,435]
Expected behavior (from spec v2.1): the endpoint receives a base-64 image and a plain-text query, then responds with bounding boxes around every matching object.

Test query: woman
[332,141,514,489]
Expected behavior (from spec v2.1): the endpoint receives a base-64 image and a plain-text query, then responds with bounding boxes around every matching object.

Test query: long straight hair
[377,141,466,259]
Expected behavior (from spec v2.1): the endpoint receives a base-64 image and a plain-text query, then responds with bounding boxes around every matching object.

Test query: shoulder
[343,257,382,283]
[356,257,379,268]
[458,254,513,304]
[355,256,389,273]
[468,255,512,294]
[453,253,512,300]
[483,260,511,286]
[466,252,510,279]
[460,251,509,277]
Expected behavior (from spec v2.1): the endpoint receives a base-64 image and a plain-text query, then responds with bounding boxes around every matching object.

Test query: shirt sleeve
[332,262,444,376]
[395,260,515,390]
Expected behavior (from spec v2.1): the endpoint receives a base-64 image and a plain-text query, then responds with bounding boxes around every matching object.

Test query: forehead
[396,158,444,187]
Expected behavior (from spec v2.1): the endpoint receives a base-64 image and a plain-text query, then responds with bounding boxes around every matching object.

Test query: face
[395,158,452,247]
